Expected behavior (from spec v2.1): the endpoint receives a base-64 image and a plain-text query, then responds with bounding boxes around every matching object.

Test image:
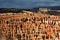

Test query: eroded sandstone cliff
[0,11,60,40]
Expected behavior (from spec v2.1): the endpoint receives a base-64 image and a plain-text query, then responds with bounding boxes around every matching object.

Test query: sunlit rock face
[0,0,60,9]
[0,11,60,40]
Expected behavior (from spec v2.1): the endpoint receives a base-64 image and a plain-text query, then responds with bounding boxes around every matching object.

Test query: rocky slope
[0,10,60,40]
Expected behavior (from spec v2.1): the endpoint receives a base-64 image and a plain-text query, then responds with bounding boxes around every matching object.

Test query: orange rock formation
[0,11,60,40]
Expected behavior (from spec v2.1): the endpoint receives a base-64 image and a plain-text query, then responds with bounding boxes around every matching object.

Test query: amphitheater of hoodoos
[0,11,60,40]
